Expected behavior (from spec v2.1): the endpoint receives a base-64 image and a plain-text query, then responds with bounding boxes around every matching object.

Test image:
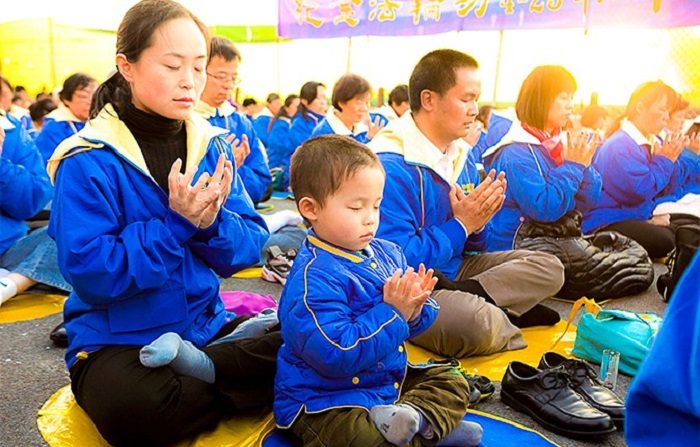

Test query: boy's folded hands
[383,264,438,322]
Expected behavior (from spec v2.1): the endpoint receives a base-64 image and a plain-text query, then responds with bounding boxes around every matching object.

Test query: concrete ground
[0,197,668,447]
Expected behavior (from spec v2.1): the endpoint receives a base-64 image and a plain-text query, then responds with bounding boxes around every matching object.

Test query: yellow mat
[407,320,575,379]
[0,293,65,324]
[38,322,575,447]
[232,267,263,279]
[38,385,275,447]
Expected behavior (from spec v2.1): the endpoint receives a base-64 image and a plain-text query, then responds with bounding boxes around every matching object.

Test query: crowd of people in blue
[1,1,699,446]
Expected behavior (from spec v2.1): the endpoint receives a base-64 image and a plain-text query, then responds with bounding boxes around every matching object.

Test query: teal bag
[572,304,662,377]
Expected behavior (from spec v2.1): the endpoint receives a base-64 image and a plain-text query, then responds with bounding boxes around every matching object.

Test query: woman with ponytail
[582,81,689,258]
[47,2,278,445]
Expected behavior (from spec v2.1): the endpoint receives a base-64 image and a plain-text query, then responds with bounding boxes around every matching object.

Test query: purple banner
[278,0,700,38]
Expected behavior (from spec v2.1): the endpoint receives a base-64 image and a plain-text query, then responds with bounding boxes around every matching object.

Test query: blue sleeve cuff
[165,209,199,243]
[439,217,469,251]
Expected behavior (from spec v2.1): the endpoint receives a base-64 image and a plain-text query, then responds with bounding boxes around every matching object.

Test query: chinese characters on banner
[280,0,700,38]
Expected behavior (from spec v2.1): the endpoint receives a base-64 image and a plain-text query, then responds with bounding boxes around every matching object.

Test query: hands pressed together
[168,153,233,229]
[561,130,602,167]
[654,132,689,163]
[383,264,438,322]
[450,169,507,234]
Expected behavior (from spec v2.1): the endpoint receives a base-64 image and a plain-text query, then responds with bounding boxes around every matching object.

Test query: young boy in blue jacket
[275,135,482,446]
[195,36,272,205]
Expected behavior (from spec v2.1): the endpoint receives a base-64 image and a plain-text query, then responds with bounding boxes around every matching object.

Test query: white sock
[262,210,303,233]
[0,277,18,305]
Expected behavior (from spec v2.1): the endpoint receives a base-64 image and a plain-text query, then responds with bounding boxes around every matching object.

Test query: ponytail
[90,71,132,119]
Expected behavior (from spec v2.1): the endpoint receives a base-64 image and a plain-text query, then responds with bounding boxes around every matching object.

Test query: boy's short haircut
[210,36,241,62]
[291,135,383,208]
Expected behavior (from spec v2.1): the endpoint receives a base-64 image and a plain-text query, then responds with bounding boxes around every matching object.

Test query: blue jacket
[582,127,677,233]
[35,107,85,164]
[311,111,389,144]
[657,148,700,203]
[253,109,273,147]
[269,110,324,189]
[482,122,602,250]
[266,116,292,171]
[274,234,439,428]
[47,104,269,369]
[626,252,700,445]
[195,101,272,204]
[370,114,487,280]
[0,112,53,254]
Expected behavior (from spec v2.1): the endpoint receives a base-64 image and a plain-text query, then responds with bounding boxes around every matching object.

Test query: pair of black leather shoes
[501,352,624,438]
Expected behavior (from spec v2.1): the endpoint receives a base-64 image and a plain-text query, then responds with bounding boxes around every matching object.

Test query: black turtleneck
[121,102,187,194]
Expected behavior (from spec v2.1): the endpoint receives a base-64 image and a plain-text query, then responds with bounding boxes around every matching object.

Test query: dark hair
[477,105,493,128]
[29,98,58,122]
[687,122,700,137]
[297,81,325,122]
[388,84,408,106]
[607,80,677,138]
[15,85,27,93]
[581,104,609,129]
[266,93,280,104]
[291,135,383,208]
[0,76,11,91]
[331,73,371,111]
[269,94,299,131]
[242,97,257,107]
[409,49,479,113]
[209,36,241,63]
[59,73,96,104]
[515,65,577,130]
[91,0,210,119]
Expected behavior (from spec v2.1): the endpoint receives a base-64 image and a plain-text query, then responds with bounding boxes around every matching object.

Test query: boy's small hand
[383,264,437,321]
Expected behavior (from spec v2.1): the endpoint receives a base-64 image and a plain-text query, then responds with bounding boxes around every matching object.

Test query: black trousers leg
[604,219,675,259]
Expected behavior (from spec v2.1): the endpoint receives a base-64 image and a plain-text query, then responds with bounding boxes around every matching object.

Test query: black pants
[603,220,675,259]
[70,317,282,447]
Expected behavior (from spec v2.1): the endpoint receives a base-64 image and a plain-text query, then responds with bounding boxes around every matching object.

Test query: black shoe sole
[500,389,617,438]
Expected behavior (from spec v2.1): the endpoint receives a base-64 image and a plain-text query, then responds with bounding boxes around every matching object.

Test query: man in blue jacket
[371,50,565,358]
[195,36,272,205]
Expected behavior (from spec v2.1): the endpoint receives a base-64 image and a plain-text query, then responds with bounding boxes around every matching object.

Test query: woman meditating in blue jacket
[47,2,278,446]
[582,81,688,259]
[482,65,602,251]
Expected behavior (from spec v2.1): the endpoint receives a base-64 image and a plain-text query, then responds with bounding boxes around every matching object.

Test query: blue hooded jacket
[268,110,324,189]
[195,101,272,204]
[582,123,678,233]
[481,118,602,250]
[253,108,273,147]
[311,111,388,144]
[274,234,439,428]
[35,107,85,164]
[47,104,269,368]
[370,113,487,280]
[657,148,700,203]
[0,112,53,254]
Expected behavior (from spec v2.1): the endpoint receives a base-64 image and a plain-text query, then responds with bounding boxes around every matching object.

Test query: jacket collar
[325,108,368,137]
[369,112,469,184]
[194,100,237,119]
[46,105,83,123]
[307,233,373,264]
[621,119,657,147]
[480,116,540,159]
[47,103,227,183]
[0,110,16,130]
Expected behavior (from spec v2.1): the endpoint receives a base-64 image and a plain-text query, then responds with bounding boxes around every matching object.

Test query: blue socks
[139,332,215,384]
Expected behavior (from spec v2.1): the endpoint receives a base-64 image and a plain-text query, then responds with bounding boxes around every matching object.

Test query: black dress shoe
[49,321,68,348]
[501,361,615,437]
[539,352,625,427]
